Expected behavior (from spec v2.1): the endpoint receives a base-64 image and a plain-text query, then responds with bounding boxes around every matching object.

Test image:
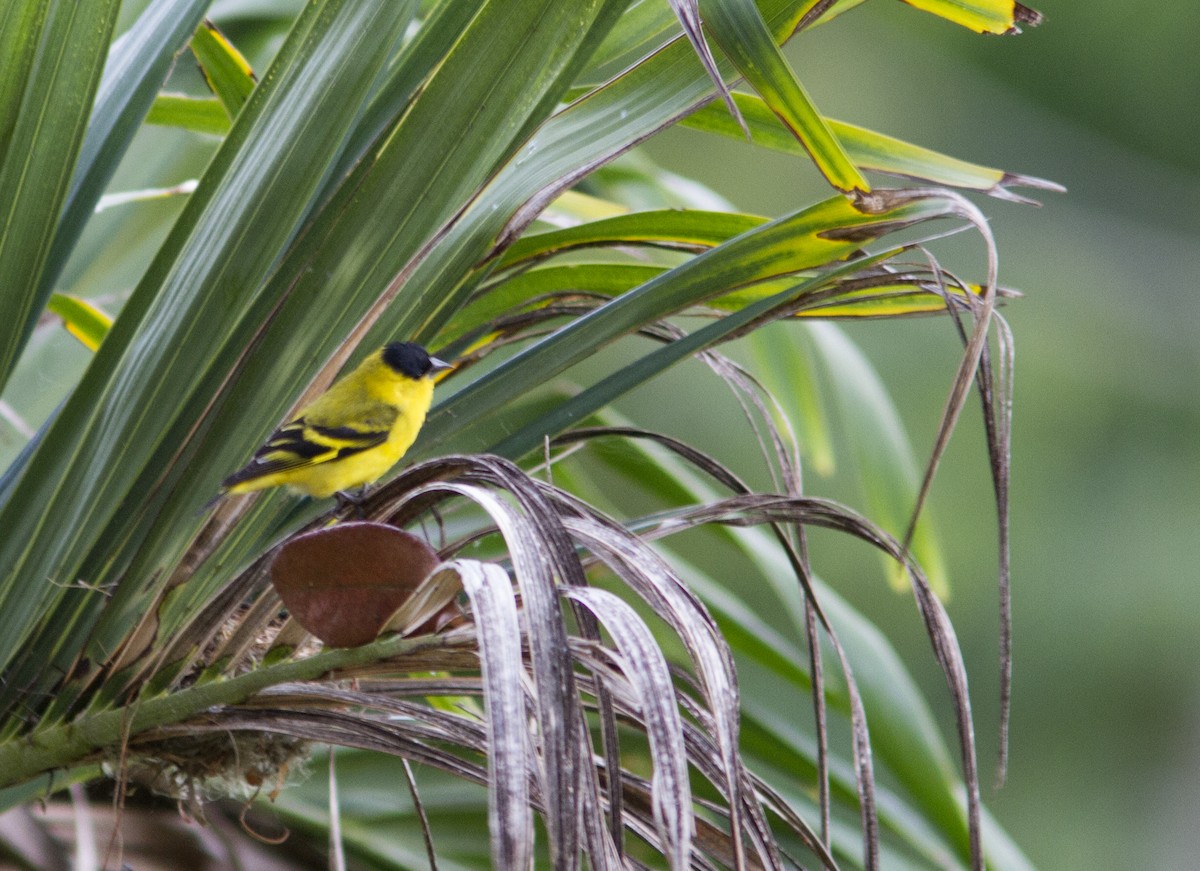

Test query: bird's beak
[429,356,454,375]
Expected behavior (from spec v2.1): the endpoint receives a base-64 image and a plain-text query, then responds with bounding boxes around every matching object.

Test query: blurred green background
[641,3,1200,869]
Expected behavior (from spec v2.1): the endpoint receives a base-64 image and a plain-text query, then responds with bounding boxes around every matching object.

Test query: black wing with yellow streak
[221,417,391,489]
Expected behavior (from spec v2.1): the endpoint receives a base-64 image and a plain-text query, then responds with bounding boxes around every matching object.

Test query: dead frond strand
[456,559,534,871]
[554,509,753,869]
[327,747,346,871]
[666,1,751,138]
[384,471,591,869]
[563,587,694,871]
[401,758,439,871]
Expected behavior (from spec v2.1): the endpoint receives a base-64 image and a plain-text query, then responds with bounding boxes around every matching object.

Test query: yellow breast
[288,377,434,498]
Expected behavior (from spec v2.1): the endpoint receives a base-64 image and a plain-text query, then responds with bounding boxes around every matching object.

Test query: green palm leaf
[0,0,122,390]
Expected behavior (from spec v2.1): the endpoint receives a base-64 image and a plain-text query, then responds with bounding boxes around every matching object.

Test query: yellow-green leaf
[791,281,994,318]
[190,19,256,118]
[46,294,113,352]
[496,209,767,270]
[683,91,1062,203]
[438,263,666,348]
[900,0,1043,35]
[699,0,868,193]
[711,277,1000,319]
[146,93,231,135]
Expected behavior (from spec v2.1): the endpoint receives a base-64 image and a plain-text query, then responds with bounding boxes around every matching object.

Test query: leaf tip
[991,172,1065,205]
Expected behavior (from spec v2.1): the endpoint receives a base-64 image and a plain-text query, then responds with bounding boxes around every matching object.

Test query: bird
[219,341,452,500]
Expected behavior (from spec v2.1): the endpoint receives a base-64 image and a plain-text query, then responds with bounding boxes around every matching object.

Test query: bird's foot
[334,485,371,519]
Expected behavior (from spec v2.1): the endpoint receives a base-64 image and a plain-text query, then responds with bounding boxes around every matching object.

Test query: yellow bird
[220,342,452,500]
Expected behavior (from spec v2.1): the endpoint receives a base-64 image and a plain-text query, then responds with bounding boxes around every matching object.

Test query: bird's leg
[334,485,371,519]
